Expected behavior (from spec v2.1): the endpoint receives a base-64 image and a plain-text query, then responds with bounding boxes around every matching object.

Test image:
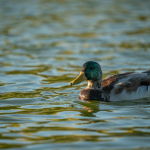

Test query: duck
[69,61,150,101]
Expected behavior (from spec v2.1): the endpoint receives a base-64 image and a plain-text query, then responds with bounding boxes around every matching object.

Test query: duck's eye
[89,66,94,70]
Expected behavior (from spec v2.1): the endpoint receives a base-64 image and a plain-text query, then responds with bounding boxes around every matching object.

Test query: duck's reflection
[77,100,101,117]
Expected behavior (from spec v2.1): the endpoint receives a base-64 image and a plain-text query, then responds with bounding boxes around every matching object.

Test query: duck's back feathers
[102,71,150,101]
[102,72,134,94]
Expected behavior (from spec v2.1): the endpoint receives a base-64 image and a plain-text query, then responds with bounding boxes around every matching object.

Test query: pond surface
[0,0,150,149]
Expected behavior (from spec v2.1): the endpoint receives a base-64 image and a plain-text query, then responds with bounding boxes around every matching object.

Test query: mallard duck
[70,61,150,101]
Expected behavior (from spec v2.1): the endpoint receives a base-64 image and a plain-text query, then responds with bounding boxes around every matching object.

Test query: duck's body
[79,71,150,101]
[70,61,150,101]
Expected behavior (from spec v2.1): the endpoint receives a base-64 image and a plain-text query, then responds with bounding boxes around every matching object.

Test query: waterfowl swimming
[70,61,150,101]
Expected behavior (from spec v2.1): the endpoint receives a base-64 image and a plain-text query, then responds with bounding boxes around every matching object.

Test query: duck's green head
[70,61,102,86]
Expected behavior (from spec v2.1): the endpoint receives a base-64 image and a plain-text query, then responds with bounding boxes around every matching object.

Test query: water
[0,0,150,149]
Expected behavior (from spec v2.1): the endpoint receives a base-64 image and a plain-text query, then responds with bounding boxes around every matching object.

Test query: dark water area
[0,0,150,149]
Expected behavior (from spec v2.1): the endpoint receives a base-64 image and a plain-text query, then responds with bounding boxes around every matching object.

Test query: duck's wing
[102,71,150,101]
[102,72,134,88]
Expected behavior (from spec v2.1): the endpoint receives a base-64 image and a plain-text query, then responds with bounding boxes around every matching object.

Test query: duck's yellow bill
[70,72,86,86]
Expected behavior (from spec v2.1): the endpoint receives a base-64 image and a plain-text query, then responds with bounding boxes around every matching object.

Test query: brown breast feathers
[79,89,104,101]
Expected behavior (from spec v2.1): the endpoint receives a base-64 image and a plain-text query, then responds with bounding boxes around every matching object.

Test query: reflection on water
[0,0,150,149]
